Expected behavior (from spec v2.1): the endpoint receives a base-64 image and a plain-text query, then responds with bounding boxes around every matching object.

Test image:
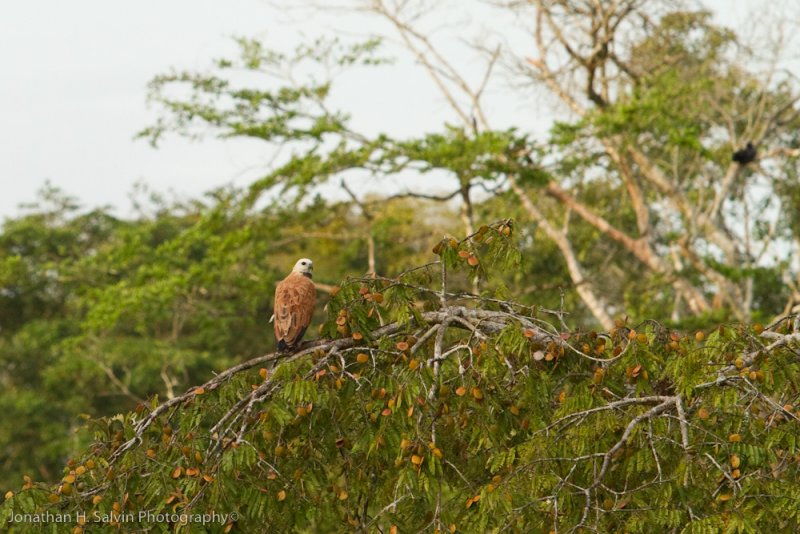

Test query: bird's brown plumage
[273,259,316,351]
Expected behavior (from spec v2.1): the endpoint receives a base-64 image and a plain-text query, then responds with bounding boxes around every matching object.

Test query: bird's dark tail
[277,339,289,352]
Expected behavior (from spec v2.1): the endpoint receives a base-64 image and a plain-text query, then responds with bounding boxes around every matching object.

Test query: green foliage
[137,36,387,149]
[3,224,800,532]
[594,11,735,156]
[0,184,458,493]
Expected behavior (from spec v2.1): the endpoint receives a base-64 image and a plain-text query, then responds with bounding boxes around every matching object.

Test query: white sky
[0,0,769,220]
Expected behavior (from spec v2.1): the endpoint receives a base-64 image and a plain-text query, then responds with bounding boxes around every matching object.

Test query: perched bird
[732,142,757,165]
[272,258,317,351]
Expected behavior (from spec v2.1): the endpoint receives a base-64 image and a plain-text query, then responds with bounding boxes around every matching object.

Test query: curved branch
[108,304,567,465]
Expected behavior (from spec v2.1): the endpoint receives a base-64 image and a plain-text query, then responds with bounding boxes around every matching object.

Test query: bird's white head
[292,258,314,278]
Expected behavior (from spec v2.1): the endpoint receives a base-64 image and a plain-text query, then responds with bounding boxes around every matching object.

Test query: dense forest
[2,1,800,532]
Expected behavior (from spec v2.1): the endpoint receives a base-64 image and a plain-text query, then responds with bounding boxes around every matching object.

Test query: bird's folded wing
[274,277,316,345]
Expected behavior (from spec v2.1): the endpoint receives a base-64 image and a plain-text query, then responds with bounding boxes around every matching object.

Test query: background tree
[137,0,800,328]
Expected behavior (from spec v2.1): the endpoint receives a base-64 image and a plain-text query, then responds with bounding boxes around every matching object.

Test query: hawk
[272,258,317,351]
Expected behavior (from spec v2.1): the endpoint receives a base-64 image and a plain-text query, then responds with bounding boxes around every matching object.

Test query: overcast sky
[0,0,769,220]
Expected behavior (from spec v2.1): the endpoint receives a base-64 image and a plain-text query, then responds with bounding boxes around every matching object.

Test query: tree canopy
[3,220,800,532]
